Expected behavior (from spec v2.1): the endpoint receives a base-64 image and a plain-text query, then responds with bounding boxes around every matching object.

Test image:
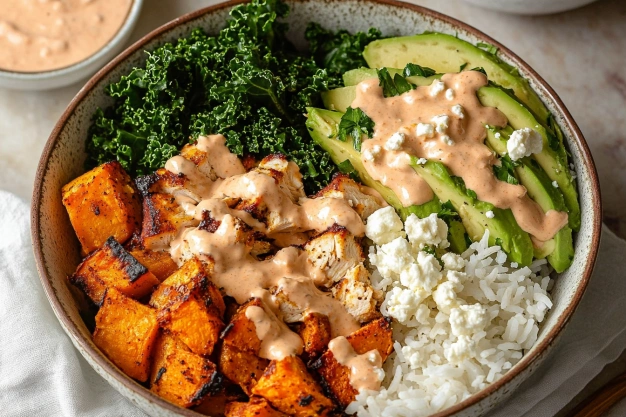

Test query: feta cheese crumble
[365,206,405,245]
[552,181,559,188]
[507,127,543,161]
[445,88,455,100]
[441,135,455,146]
[415,122,435,138]
[385,132,405,151]
[416,157,428,165]
[404,212,449,249]
[363,149,375,162]
[431,114,450,134]
[430,79,445,97]
[451,104,464,119]
[485,210,495,219]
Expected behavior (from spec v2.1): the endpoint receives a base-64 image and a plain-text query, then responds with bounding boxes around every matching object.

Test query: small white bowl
[461,0,599,15]
[0,0,144,91]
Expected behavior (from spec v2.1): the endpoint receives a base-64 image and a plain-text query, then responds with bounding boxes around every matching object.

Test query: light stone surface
[0,0,624,412]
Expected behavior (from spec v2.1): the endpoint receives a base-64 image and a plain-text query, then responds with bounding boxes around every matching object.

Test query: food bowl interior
[32,1,600,416]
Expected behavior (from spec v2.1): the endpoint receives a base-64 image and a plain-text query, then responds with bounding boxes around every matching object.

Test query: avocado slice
[412,159,534,266]
[321,77,580,231]
[361,33,551,125]
[342,67,439,87]
[305,107,441,219]
[486,127,574,272]
[448,219,469,254]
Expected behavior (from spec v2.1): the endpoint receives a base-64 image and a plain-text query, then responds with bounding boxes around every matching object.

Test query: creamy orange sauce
[0,0,132,72]
[353,72,568,241]
[329,336,383,392]
[165,135,362,361]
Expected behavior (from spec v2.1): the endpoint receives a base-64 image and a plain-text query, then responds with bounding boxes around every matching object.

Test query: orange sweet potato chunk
[127,247,178,282]
[93,288,160,382]
[70,236,159,305]
[298,313,331,361]
[150,258,225,356]
[150,333,223,408]
[62,161,141,255]
[221,298,263,354]
[252,356,335,417]
[225,397,287,417]
[219,343,269,396]
[315,317,393,407]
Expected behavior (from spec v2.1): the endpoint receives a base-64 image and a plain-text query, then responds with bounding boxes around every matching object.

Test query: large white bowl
[31,1,602,416]
[461,0,600,15]
[0,0,144,91]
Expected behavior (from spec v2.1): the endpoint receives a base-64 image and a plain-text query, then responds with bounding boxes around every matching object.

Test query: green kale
[305,22,385,80]
[336,159,360,182]
[493,155,519,185]
[377,68,415,97]
[403,63,436,78]
[338,107,375,151]
[87,0,337,192]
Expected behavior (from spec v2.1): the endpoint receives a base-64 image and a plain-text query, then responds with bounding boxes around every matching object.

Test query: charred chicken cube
[315,317,393,407]
[304,225,365,287]
[140,192,197,251]
[314,174,384,219]
[255,154,306,203]
[150,332,223,408]
[135,168,208,204]
[252,355,335,417]
[219,343,270,396]
[70,236,159,305]
[93,288,160,382]
[61,161,141,255]
[298,313,332,361]
[150,258,225,356]
[225,396,288,417]
[332,264,382,324]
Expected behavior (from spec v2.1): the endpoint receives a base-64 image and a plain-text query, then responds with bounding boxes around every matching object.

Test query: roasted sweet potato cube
[315,317,393,407]
[252,356,335,417]
[150,259,225,356]
[193,381,246,416]
[150,333,223,408]
[93,288,160,382]
[219,344,269,395]
[150,258,224,317]
[299,313,331,361]
[62,161,141,255]
[221,298,263,354]
[127,247,178,282]
[140,192,197,251]
[225,397,287,417]
[70,237,159,305]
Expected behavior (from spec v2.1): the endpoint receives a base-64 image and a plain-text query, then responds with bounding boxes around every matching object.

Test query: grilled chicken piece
[62,161,142,255]
[332,264,382,324]
[140,193,198,251]
[252,356,335,417]
[255,154,305,203]
[180,142,219,181]
[314,174,384,220]
[314,317,393,408]
[93,288,160,382]
[136,168,208,204]
[70,236,159,306]
[304,225,365,288]
[150,332,223,408]
[225,397,287,417]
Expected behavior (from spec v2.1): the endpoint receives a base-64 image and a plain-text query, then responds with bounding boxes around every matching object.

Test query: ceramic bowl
[31,1,602,416]
[460,0,599,15]
[0,0,144,91]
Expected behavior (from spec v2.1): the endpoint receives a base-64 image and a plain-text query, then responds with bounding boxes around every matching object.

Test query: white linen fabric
[0,189,625,417]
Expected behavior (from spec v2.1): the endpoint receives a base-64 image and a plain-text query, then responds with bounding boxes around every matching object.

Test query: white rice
[350,231,553,417]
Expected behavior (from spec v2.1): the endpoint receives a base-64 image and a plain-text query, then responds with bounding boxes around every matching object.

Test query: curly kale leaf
[87,0,336,192]
[305,22,385,80]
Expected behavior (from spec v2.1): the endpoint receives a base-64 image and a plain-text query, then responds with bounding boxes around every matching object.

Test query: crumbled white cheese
[441,252,466,271]
[403,94,416,104]
[507,127,543,161]
[416,157,428,165]
[371,145,382,156]
[399,251,442,292]
[431,114,450,134]
[552,181,559,188]
[445,335,476,363]
[432,281,460,314]
[373,237,415,275]
[511,262,519,268]
[494,132,501,139]
[449,304,488,336]
[485,210,495,219]
[385,132,405,151]
[445,88,455,101]
[386,287,421,324]
[365,206,406,245]
[405,213,450,249]
[441,135,455,146]
[363,149,375,162]
[430,79,445,97]
[451,104,464,119]
[416,122,435,138]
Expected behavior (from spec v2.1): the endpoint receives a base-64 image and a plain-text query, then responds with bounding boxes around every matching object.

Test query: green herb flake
[459,62,468,71]
[438,200,460,222]
[476,41,499,55]
[403,63,436,78]
[377,68,416,97]
[451,176,478,200]
[338,107,375,151]
[493,155,519,185]
[336,159,360,182]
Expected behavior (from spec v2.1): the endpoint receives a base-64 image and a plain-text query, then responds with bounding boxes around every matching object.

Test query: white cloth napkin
[1,189,625,417]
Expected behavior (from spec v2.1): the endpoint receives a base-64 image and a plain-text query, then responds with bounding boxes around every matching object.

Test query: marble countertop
[0,0,624,413]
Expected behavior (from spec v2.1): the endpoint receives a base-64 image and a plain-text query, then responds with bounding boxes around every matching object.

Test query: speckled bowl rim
[31,1,602,416]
